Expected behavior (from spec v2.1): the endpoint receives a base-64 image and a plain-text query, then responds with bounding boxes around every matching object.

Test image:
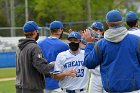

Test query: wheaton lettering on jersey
[63,61,84,68]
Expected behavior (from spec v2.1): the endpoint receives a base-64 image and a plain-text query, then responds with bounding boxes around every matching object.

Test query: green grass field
[0,68,16,93]
[0,67,16,78]
[0,80,15,93]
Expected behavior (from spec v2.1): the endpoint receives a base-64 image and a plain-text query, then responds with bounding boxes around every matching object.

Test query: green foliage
[0,0,139,36]
[0,0,9,27]
[15,4,25,27]
[90,0,127,21]
[34,0,132,23]
[33,0,139,31]
[0,10,8,27]
[34,0,87,25]
[0,80,15,93]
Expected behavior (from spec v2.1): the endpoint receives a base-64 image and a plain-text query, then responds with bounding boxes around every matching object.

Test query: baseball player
[126,11,140,36]
[38,21,69,93]
[89,22,107,93]
[53,32,89,93]
[84,10,140,92]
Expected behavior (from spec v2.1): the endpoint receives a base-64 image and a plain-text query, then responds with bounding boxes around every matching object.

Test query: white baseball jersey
[91,66,100,75]
[128,28,140,37]
[54,49,89,90]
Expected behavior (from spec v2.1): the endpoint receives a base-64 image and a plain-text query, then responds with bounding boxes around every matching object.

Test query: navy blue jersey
[38,37,69,90]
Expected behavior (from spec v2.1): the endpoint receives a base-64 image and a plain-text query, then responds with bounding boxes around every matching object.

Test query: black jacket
[16,38,53,90]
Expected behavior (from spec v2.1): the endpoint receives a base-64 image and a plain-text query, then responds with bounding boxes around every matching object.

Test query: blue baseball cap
[91,22,104,30]
[23,21,40,32]
[106,10,123,22]
[68,32,81,40]
[126,11,139,22]
[50,21,63,30]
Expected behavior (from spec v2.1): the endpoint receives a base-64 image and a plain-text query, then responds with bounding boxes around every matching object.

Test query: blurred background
[0,0,140,37]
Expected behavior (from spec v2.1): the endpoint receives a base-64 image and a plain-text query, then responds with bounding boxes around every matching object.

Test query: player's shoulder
[37,37,48,44]
[128,28,140,33]
[58,40,68,45]
[128,31,140,37]
[57,50,70,61]
[58,50,69,56]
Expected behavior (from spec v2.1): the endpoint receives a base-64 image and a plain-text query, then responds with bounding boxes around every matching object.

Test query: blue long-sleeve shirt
[84,34,140,92]
[38,37,69,90]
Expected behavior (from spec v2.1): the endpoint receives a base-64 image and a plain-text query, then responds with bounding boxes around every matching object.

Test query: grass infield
[0,67,16,79]
[0,80,15,93]
[0,68,16,93]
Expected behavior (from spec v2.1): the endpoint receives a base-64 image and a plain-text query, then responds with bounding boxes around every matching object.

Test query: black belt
[61,88,84,93]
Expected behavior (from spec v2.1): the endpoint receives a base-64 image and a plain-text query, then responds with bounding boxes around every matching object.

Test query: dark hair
[50,29,58,33]
[92,27,103,32]
[24,31,34,38]
[106,21,123,27]
[50,28,62,34]
[126,20,138,28]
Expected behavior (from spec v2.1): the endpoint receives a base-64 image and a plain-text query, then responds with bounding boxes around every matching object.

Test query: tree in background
[0,0,10,27]
[0,0,139,36]
[34,0,138,30]
[34,0,87,24]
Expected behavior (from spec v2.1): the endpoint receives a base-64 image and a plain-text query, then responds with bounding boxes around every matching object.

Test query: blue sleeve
[137,38,140,63]
[62,43,69,51]
[84,43,102,69]
[84,43,95,56]
[37,41,46,58]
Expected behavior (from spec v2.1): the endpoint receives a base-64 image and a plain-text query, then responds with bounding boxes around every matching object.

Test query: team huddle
[16,9,140,93]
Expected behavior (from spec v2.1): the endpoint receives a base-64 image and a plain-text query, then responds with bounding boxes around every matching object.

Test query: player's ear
[32,31,36,35]
[79,40,81,43]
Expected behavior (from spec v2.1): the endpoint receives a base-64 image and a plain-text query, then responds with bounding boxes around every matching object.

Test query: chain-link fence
[0,20,108,37]
[0,19,139,52]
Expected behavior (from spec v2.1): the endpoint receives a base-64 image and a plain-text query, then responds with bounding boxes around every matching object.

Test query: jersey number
[76,69,84,77]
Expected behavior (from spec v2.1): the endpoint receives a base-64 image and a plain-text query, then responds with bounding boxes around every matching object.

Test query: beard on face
[35,32,39,41]
[59,31,63,39]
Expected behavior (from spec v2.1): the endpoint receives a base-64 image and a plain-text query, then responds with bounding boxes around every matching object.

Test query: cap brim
[67,37,76,40]
[67,37,81,40]
[49,27,65,30]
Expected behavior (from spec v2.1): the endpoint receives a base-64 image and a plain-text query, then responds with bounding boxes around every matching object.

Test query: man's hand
[49,61,55,66]
[64,69,77,77]
[84,29,95,43]
[52,69,77,80]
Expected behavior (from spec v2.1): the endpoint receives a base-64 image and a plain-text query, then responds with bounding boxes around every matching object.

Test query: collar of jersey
[48,36,58,38]
[129,27,139,31]
[69,49,80,56]
[111,25,122,29]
